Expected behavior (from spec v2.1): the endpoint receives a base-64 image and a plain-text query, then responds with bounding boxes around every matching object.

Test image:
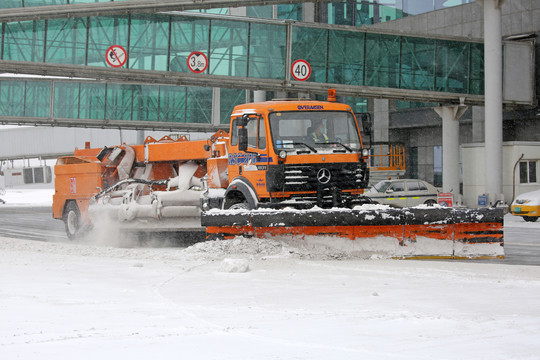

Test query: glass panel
[46,18,87,65]
[186,87,212,123]
[292,26,328,83]
[129,14,169,71]
[328,30,364,85]
[277,4,302,20]
[249,23,286,79]
[106,83,133,120]
[25,81,50,117]
[209,19,249,77]
[246,6,273,19]
[220,88,246,124]
[87,16,129,67]
[529,161,537,183]
[433,145,442,187]
[159,86,186,123]
[355,1,374,26]
[79,82,106,120]
[170,16,210,73]
[132,85,159,121]
[436,40,470,93]
[0,80,25,116]
[365,33,400,88]
[519,162,528,183]
[469,43,484,95]
[54,82,80,118]
[400,36,435,91]
[4,20,46,62]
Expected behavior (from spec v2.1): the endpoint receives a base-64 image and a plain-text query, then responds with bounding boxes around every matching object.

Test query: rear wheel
[63,202,83,240]
[424,199,437,207]
[228,202,249,210]
[523,216,538,222]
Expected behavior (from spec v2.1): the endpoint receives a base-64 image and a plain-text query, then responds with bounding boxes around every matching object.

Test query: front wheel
[63,202,83,240]
[424,199,437,207]
[523,216,538,223]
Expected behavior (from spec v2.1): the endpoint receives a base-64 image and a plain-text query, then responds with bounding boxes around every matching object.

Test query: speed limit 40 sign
[291,59,311,81]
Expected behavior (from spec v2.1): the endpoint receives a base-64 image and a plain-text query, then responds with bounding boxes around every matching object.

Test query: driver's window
[389,182,404,192]
[247,119,257,148]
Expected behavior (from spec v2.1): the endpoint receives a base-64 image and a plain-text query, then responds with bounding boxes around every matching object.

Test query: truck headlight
[362,149,369,157]
[279,150,287,160]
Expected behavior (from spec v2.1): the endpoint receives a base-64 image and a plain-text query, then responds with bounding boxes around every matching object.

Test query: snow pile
[0,186,54,206]
[219,258,250,273]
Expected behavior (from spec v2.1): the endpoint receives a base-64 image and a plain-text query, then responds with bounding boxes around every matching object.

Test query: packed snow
[1,186,540,359]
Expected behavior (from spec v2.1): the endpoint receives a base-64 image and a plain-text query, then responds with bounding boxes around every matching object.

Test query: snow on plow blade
[201,207,504,259]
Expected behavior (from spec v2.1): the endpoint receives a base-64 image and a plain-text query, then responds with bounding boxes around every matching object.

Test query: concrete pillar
[373,99,389,143]
[253,90,266,102]
[481,0,505,203]
[434,106,467,200]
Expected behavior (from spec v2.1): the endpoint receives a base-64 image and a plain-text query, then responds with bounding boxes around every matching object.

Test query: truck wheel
[63,202,83,240]
[228,202,249,210]
[523,216,538,223]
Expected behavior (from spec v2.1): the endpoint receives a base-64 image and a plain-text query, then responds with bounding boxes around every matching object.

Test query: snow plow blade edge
[201,207,504,259]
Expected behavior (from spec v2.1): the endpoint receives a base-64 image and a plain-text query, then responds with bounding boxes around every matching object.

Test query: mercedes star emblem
[317,168,331,184]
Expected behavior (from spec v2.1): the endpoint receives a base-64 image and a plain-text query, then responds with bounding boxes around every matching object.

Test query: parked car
[511,189,540,222]
[365,179,439,207]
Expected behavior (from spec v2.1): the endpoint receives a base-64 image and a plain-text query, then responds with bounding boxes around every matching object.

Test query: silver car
[365,179,439,207]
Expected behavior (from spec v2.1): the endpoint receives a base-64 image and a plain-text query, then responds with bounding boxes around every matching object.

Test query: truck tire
[63,202,83,240]
[523,216,538,222]
[228,202,249,210]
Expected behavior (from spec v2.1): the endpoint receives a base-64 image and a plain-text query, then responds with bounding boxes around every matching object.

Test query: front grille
[267,162,368,193]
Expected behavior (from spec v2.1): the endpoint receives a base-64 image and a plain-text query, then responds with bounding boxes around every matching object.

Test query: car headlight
[361,148,369,157]
[279,150,287,160]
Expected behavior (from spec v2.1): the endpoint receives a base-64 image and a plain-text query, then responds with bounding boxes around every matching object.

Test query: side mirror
[238,127,248,152]
[386,189,394,194]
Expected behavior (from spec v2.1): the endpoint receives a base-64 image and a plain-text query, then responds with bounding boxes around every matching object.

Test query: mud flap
[201,207,504,259]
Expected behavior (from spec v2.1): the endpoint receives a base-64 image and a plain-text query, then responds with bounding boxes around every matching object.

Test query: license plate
[514,207,521,212]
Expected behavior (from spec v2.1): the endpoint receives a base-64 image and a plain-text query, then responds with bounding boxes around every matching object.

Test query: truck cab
[222,95,369,210]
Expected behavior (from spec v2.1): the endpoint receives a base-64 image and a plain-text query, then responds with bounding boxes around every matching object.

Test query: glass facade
[0,12,484,125]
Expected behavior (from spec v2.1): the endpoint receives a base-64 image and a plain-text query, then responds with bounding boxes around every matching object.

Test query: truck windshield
[268,111,362,152]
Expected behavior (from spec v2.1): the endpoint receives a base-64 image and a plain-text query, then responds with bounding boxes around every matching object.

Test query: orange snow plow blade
[201,207,504,259]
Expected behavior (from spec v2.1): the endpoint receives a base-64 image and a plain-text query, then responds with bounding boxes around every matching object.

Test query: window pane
[220,88,246,124]
[249,23,286,79]
[159,86,186,123]
[519,162,528,183]
[529,161,537,183]
[25,81,50,117]
[436,40,470,93]
[46,18,87,65]
[129,15,170,71]
[170,16,210,73]
[79,82,106,120]
[87,16,129,67]
[186,87,212,123]
[277,4,302,20]
[54,82,80,118]
[0,80,25,116]
[209,20,249,77]
[106,84,133,120]
[469,43,484,95]
[4,20,46,62]
[132,85,159,121]
[328,30,364,86]
[292,26,328,83]
[407,181,419,191]
[400,37,435,91]
[365,33,400,88]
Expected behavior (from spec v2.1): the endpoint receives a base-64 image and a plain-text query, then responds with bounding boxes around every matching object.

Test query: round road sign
[291,59,311,81]
[105,45,127,68]
[187,51,209,74]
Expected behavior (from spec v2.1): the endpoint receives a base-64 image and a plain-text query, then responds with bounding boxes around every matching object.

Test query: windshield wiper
[315,142,353,152]
[291,142,318,153]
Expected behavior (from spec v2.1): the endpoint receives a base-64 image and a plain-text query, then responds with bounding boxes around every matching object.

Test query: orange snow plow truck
[53,91,504,259]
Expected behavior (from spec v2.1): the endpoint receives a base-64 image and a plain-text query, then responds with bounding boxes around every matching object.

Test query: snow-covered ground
[1,186,540,359]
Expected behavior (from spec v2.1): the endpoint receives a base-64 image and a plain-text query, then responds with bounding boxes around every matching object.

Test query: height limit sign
[291,59,311,81]
[105,45,127,68]
[187,51,208,74]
